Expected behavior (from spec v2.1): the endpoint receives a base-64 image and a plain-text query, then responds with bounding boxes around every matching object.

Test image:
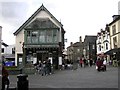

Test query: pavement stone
[8,65,118,88]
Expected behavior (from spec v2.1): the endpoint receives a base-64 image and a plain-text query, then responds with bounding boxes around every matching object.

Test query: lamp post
[22,42,26,73]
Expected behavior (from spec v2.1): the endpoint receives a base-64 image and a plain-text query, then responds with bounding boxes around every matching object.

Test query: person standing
[48,59,52,74]
[83,58,86,68]
[38,61,42,74]
[96,58,102,71]
[90,58,93,67]
[80,58,83,68]
[41,61,46,76]
[2,66,10,90]
[46,59,51,75]
[103,59,107,71]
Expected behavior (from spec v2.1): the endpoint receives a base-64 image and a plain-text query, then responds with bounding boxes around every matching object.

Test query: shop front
[24,46,59,69]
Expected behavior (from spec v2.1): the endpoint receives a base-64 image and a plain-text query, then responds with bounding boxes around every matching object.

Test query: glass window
[106,43,108,50]
[99,45,101,51]
[53,30,58,43]
[27,31,31,43]
[39,30,46,43]
[46,30,52,43]
[12,48,15,54]
[31,31,38,43]
[112,25,116,35]
[2,48,4,53]
[113,37,117,48]
[87,45,89,50]
[92,44,95,49]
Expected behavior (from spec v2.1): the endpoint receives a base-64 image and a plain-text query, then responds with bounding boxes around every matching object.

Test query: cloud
[0,2,29,26]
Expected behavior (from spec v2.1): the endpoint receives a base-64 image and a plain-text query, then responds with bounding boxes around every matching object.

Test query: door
[37,53,48,62]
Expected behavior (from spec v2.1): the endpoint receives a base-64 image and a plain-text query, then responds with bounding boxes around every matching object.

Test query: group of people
[35,59,53,76]
[79,58,93,68]
[96,58,107,72]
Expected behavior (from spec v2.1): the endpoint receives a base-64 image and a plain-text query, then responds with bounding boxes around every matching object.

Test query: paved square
[9,65,118,88]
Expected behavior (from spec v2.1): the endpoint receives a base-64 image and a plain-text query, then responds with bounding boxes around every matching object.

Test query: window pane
[27,31,31,43]
[31,31,38,43]
[53,30,58,43]
[46,30,52,43]
[106,43,108,50]
[39,30,46,43]
[113,37,117,48]
[112,25,116,35]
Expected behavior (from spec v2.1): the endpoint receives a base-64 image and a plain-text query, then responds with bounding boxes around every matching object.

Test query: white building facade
[2,44,15,55]
[106,15,120,63]
[109,16,120,49]
[0,26,2,63]
[96,25,111,61]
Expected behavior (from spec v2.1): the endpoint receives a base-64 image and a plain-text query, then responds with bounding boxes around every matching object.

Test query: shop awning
[104,48,120,55]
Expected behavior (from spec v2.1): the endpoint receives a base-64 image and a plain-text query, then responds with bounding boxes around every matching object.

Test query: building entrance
[37,52,49,63]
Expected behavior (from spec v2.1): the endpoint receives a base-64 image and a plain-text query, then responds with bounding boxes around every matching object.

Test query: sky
[0,0,120,48]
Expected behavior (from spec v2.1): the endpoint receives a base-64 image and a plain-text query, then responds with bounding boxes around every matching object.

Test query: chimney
[70,42,73,46]
[79,36,82,43]
[112,15,120,20]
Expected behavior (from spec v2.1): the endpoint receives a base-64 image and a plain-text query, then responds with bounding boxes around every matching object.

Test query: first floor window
[39,31,46,43]
[99,45,101,51]
[113,37,117,48]
[53,30,58,43]
[106,43,108,50]
[31,31,38,43]
[27,31,31,43]
[46,30,52,43]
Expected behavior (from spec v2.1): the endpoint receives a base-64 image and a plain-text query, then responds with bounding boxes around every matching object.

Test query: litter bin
[17,74,28,90]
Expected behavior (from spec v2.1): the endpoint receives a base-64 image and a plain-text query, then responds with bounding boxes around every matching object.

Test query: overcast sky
[0,0,120,48]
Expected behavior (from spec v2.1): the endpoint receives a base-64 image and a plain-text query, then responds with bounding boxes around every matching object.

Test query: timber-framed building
[14,4,65,70]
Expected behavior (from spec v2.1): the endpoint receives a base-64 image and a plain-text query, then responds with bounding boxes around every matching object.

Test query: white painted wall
[109,19,120,49]
[96,32,111,55]
[15,29,24,66]
[2,45,15,54]
[0,26,2,63]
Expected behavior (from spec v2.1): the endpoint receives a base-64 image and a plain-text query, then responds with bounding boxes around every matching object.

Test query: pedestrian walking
[46,59,51,75]
[83,58,86,68]
[96,58,103,72]
[2,66,10,90]
[103,59,107,71]
[38,61,42,74]
[80,58,83,68]
[89,58,93,67]
[41,61,47,76]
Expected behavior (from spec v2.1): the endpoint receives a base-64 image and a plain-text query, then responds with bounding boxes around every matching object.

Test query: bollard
[17,74,28,90]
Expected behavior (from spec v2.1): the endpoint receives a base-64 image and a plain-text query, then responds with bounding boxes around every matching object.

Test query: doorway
[37,52,48,62]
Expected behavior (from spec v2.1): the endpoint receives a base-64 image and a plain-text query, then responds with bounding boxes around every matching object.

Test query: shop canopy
[104,48,120,55]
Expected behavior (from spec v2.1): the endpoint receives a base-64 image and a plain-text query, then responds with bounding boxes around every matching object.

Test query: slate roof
[109,15,120,25]
[84,35,97,44]
[14,4,63,35]
[2,42,8,47]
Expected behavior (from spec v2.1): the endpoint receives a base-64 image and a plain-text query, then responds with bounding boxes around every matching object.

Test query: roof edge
[13,4,63,36]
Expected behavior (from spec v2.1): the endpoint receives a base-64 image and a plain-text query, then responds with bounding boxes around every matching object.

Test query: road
[9,65,118,89]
